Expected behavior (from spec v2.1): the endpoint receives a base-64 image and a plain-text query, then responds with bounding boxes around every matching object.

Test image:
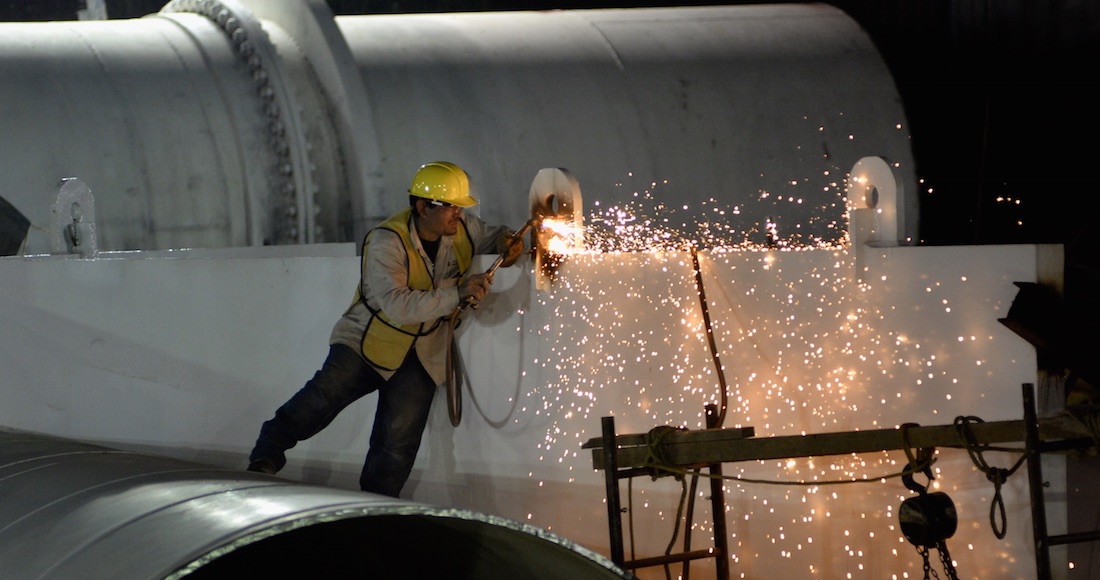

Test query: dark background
[4,0,1099,308]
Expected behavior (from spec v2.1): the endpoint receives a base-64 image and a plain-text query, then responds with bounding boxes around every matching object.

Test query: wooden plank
[588,415,1093,470]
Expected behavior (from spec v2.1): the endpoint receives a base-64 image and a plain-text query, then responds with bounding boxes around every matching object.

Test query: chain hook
[901,423,935,495]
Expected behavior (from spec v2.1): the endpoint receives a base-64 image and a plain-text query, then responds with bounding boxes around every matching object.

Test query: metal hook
[902,447,936,495]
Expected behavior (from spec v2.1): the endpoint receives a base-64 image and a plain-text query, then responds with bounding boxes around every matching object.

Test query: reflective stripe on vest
[356,207,473,370]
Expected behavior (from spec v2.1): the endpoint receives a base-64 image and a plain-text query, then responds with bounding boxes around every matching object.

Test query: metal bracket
[528,167,583,290]
[847,156,903,282]
[51,177,98,258]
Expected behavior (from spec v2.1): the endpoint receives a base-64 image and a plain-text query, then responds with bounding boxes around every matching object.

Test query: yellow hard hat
[408,161,478,207]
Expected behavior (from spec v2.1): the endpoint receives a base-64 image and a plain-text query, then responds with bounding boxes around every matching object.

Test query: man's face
[417,199,464,239]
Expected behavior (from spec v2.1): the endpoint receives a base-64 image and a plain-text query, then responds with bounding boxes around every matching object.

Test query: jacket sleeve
[363,229,461,325]
[464,213,518,255]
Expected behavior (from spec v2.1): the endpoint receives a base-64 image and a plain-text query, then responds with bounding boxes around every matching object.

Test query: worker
[246,161,525,497]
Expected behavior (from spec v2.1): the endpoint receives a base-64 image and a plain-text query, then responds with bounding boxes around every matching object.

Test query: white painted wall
[0,237,1058,578]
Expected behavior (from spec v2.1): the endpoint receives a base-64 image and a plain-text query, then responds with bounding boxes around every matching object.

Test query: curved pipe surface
[0,2,914,256]
[338,5,916,245]
[0,429,629,579]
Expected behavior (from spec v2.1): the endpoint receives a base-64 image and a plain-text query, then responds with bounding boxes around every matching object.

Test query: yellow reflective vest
[355,207,473,370]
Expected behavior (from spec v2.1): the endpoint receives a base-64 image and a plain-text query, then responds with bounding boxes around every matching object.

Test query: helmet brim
[450,194,478,208]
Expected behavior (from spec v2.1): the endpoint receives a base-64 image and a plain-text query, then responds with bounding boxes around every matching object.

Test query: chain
[918,545,937,580]
[936,540,959,580]
[916,542,959,580]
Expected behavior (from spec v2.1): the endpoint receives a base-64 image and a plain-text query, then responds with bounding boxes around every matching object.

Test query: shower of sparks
[565,185,848,254]
[512,170,1012,576]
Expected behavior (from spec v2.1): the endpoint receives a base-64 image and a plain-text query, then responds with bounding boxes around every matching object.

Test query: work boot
[247,459,278,475]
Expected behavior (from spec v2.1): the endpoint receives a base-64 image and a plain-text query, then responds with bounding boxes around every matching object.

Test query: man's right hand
[459,272,493,305]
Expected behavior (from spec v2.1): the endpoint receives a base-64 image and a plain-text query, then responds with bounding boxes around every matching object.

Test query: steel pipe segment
[336,4,917,246]
[0,2,914,256]
[0,429,629,579]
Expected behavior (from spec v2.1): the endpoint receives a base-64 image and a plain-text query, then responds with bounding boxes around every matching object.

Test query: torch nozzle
[484,219,535,277]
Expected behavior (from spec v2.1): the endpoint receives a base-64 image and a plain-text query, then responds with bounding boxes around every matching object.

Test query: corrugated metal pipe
[0,429,630,579]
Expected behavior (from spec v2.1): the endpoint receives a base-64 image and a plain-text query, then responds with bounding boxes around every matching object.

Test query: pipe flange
[161,0,314,245]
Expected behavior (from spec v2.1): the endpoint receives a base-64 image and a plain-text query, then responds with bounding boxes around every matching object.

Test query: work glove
[497,231,525,267]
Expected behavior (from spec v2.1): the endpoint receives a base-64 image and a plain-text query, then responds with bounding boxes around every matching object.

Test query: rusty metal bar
[601,416,626,567]
[1024,382,1052,580]
[705,404,731,580]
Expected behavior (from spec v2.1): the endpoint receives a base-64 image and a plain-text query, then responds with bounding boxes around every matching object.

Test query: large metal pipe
[0,1,916,255]
[0,428,629,579]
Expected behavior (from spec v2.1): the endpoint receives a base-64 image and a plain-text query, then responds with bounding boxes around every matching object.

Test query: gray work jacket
[330,211,511,384]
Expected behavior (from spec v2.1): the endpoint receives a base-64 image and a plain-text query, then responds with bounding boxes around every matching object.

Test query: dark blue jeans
[249,343,437,497]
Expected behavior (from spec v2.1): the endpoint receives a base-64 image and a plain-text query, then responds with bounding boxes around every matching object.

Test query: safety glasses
[428,200,461,210]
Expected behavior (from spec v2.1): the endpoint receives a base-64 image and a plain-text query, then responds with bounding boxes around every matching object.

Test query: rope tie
[644,425,687,480]
[954,415,1027,539]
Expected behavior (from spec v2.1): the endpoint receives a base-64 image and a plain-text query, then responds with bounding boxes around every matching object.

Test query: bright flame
[540,217,584,255]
